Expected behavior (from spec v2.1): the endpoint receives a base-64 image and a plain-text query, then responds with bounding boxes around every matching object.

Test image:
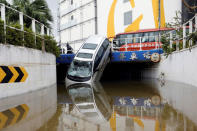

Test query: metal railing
[111,36,161,52]
[0,3,51,51]
[161,14,197,52]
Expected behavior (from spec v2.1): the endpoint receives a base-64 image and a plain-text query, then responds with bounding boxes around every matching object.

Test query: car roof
[85,35,105,45]
[75,35,106,61]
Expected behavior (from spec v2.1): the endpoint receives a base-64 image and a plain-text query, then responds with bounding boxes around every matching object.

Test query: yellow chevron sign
[0,104,29,130]
[0,66,28,83]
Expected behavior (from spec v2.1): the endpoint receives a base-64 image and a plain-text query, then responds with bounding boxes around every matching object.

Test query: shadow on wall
[56,64,70,84]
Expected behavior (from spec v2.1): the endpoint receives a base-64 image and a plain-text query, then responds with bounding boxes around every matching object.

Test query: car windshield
[68,60,92,78]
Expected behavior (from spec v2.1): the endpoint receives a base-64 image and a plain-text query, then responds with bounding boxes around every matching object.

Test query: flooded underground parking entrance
[1,0,197,130]
[1,78,197,131]
[0,62,196,131]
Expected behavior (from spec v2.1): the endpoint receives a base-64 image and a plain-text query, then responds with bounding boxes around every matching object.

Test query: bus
[113,28,174,51]
[66,35,111,85]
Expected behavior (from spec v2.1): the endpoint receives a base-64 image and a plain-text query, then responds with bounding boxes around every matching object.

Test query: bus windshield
[68,60,92,78]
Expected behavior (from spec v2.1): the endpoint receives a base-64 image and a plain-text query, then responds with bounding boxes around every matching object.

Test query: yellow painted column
[160,0,166,28]
[152,0,165,28]
[107,0,117,38]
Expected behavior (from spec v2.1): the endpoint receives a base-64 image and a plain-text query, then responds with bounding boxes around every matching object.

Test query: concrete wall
[0,44,56,99]
[155,46,197,87]
[156,80,197,126]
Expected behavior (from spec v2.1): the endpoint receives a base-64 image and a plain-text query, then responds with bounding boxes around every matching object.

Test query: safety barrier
[161,14,197,52]
[0,3,51,51]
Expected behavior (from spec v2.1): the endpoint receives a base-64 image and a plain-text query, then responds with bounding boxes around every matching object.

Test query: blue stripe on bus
[56,49,163,64]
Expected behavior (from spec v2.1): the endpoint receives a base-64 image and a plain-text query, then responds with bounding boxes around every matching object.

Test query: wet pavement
[1,80,197,131]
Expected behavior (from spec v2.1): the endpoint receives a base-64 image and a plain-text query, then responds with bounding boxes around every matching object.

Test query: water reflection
[156,80,197,131]
[62,82,112,130]
[3,81,197,131]
[0,84,57,131]
[62,81,197,131]
[0,104,29,130]
[67,83,112,123]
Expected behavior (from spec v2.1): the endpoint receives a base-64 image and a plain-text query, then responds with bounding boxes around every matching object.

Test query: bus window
[142,32,149,43]
[114,35,120,47]
[119,35,126,46]
[115,35,123,47]
[159,30,165,35]
[154,31,160,42]
[126,34,134,44]
[149,32,156,42]
[115,35,120,39]
[154,31,159,35]
[134,33,142,43]
[119,34,126,39]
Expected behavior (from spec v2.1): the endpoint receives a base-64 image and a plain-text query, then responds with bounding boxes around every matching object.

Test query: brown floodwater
[1,80,197,131]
